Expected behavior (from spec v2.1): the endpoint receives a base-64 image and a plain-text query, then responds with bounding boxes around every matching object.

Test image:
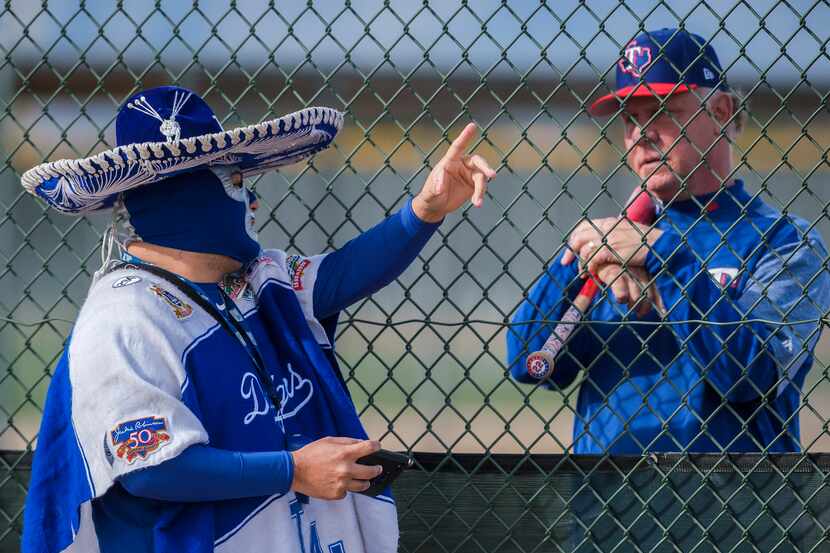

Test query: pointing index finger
[443,123,478,162]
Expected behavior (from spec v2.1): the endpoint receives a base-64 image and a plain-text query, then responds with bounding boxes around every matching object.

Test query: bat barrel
[526,350,556,380]
[524,276,600,381]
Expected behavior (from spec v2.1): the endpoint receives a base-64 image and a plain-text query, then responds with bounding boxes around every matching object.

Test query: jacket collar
[658,179,751,218]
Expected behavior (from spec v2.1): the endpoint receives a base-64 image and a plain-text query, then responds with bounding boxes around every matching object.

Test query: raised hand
[412,123,497,223]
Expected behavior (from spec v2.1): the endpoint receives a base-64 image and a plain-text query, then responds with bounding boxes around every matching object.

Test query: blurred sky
[2,0,829,86]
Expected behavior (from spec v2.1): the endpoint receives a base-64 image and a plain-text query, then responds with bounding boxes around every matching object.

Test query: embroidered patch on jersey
[222,274,253,301]
[110,416,171,464]
[112,275,142,288]
[708,268,740,289]
[286,255,311,291]
[148,283,193,319]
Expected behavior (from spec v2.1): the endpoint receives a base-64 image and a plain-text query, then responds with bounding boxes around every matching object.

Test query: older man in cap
[22,86,496,552]
[508,28,830,454]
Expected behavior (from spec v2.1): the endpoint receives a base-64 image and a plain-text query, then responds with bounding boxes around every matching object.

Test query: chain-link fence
[3,1,830,551]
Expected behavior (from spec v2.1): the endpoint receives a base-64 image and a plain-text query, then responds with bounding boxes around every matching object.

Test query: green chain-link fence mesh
[2,1,830,551]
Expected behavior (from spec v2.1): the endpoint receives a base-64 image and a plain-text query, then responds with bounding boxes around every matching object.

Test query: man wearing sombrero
[21,86,496,552]
[508,29,830,454]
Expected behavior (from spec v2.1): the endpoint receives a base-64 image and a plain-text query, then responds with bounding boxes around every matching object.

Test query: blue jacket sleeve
[313,198,440,319]
[645,228,830,403]
[119,445,293,502]
[507,253,590,389]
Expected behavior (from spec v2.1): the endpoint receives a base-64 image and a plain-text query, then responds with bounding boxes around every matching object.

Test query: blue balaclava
[122,167,260,263]
[116,86,261,263]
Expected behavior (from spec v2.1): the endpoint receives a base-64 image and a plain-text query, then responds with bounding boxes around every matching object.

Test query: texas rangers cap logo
[620,44,652,77]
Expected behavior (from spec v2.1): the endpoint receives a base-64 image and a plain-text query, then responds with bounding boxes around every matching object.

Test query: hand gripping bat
[524,188,656,380]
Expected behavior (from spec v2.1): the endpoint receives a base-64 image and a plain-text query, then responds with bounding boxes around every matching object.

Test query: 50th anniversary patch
[109,416,171,464]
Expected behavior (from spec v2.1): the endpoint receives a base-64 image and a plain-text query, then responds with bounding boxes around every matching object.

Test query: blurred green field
[338,326,830,454]
[3,169,830,454]
[4,326,830,454]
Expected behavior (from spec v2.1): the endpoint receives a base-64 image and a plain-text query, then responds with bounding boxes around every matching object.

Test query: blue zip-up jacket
[507,181,830,454]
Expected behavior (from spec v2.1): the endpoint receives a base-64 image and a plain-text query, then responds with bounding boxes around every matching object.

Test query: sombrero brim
[21,106,344,214]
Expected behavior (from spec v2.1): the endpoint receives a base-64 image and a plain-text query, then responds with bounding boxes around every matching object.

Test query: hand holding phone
[291,437,386,500]
[356,449,414,496]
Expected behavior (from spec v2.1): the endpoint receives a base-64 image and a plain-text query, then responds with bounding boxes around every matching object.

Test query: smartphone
[356,449,414,496]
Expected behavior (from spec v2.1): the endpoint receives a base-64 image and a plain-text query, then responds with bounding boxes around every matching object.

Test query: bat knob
[526,350,555,380]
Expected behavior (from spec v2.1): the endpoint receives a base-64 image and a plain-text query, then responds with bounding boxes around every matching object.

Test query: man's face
[622,91,722,201]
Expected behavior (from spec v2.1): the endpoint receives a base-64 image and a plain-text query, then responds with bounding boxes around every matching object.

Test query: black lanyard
[109,261,283,416]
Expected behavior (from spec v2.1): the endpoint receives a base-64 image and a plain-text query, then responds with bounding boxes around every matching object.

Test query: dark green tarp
[3,452,829,552]
[396,453,830,553]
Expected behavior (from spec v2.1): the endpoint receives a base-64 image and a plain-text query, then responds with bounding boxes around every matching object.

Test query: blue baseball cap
[590,28,728,116]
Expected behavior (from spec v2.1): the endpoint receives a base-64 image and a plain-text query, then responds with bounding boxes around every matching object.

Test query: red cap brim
[589,83,697,116]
